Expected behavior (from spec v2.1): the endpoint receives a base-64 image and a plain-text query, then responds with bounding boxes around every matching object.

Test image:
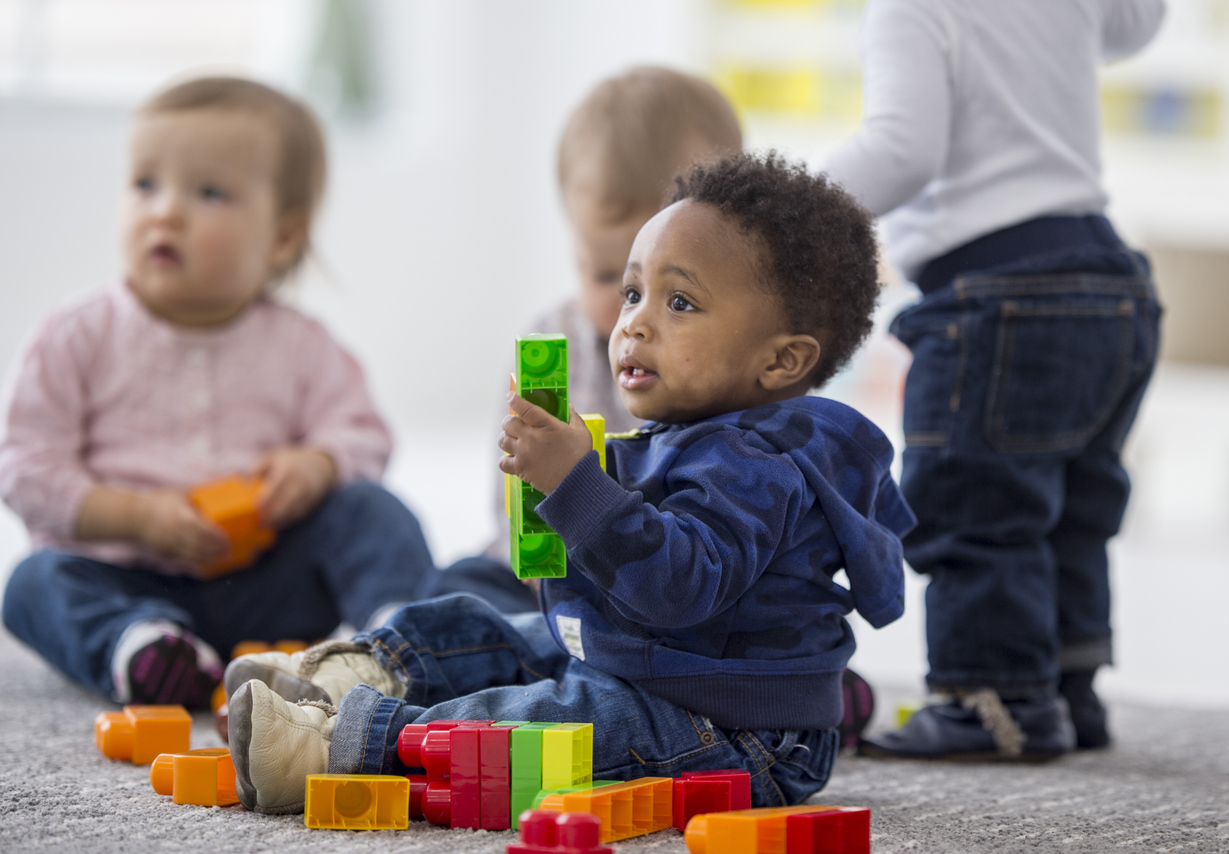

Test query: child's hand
[254,446,337,530]
[498,393,596,495]
[137,491,230,568]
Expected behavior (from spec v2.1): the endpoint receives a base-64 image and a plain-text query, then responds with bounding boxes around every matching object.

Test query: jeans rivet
[700,732,715,745]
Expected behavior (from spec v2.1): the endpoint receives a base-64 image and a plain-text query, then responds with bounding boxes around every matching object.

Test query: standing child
[0,77,434,709]
[823,0,1166,758]
[222,153,915,816]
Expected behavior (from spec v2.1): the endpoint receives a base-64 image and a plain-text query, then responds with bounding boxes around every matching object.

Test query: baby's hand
[138,491,229,568]
[498,393,596,495]
[254,446,337,530]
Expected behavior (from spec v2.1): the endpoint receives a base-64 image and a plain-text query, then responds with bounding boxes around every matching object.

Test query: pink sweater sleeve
[293,320,392,484]
[0,315,98,539]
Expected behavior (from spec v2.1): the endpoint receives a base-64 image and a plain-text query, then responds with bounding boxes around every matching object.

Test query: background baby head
[557,66,742,341]
[124,77,327,327]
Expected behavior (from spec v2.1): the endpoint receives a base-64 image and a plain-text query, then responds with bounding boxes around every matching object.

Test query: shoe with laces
[857,689,1076,762]
[228,678,336,814]
[223,639,402,706]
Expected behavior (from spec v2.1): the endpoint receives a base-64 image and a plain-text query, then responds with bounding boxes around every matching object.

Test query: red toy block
[508,810,613,854]
[406,774,428,819]
[785,808,871,854]
[682,769,751,810]
[398,720,494,769]
[481,723,520,830]
[674,778,732,831]
[451,725,484,829]
[422,779,452,826]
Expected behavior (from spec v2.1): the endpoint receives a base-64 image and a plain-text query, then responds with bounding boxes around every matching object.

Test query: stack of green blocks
[509,721,594,829]
[511,334,569,580]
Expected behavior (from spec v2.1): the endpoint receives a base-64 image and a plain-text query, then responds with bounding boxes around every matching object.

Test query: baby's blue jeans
[329,594,838,808]
[2,481,432,698]
[892,241,1161,697]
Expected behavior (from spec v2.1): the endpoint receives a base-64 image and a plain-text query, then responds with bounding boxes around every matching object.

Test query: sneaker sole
[857,741,1067,763]
[224,660,331,707]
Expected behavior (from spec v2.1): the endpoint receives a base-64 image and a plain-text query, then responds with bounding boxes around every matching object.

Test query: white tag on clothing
[556,615,585,661]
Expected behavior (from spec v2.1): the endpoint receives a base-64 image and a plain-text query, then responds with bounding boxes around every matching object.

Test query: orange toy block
[150,748,238,807]
[189,475,275,576]
[94,705,192,765]
[684,805,869,854]
[537,777,674,843]
[304,775,410,830]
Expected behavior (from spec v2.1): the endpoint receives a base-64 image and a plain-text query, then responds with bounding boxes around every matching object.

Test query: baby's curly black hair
[668,152,880,389]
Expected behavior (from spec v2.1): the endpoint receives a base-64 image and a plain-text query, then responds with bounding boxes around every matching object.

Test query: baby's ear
[270,209,309,271]
[761,334,821,391]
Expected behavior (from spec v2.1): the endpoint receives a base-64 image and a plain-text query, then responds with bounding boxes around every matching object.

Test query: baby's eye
[620,285,641,306]
[133,176,155,194]
[669,293,693,312]
[199,184,229,202]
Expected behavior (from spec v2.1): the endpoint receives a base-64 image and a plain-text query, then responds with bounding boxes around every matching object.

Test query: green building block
[510,722,555,829]
[531,781,618,810]
[511,334,569,579]
[542,723,593,791]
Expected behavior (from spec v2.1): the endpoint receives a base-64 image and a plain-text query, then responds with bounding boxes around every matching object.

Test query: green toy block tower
[511,334,568,579]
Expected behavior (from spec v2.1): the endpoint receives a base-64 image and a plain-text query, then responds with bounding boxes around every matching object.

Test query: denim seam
[630,742,727,769]
[956,274,1154,299]
[736,732,787,806]
[366,636,413,687]
[984,299,1136,453]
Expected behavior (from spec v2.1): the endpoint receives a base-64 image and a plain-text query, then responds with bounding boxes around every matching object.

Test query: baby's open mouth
[150,244,181,265]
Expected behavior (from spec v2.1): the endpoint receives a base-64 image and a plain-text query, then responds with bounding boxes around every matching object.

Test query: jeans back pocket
[985,298,1135,453]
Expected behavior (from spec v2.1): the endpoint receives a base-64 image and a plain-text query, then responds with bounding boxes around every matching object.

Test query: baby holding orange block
[0,77,433,710]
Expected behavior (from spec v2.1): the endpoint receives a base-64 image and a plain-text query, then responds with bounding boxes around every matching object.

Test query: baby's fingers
[506,392,555,426]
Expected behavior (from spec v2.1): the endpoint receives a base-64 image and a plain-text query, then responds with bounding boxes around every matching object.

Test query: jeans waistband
[916,215,1126,295]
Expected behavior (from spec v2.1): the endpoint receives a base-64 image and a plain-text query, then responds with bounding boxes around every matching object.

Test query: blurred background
[0,0,1226,708]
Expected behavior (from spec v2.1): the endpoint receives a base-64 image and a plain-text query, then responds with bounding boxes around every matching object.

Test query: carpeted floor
[1,627,1225,854]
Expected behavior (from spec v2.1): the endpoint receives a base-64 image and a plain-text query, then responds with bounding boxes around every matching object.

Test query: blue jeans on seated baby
[2,481,432,699]
[329,594,838,807]
[891,244,1160,697]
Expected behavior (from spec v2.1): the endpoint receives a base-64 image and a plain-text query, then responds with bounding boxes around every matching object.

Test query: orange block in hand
[189,475,275,577]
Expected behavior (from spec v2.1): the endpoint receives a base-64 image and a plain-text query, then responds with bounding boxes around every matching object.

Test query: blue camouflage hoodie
[536,395,916,732]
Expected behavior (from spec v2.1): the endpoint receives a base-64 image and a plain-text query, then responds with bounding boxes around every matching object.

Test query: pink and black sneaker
[839,667,876,749]
[111,621,224,710]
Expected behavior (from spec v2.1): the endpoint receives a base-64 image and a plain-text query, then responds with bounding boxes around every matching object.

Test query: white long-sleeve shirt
[823,0,1166,282]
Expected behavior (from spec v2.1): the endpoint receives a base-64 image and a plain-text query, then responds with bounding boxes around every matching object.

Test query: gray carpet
[1,627,1225,853]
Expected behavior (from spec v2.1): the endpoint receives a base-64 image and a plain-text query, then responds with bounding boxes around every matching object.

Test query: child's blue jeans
[329,594,838,808]
[891,241,1161,697]
[2,481,432,699]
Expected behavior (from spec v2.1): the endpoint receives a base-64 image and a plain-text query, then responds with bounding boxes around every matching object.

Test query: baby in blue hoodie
[226,152,915,816]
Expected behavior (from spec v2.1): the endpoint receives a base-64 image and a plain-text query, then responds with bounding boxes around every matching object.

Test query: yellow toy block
[150,748,238,807]
[537,777,674,843]
[684,804,849,854]
[541,723,593,790]
[189,475,275,577]
[94,705,192,765]
[896,700,922,728]
[580,414,606,471]
[304,774,410,830]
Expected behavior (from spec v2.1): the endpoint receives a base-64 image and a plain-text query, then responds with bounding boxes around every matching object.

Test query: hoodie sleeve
[536,430,809,631]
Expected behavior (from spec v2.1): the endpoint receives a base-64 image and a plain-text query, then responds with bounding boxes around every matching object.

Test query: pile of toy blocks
[94,706,872,851]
